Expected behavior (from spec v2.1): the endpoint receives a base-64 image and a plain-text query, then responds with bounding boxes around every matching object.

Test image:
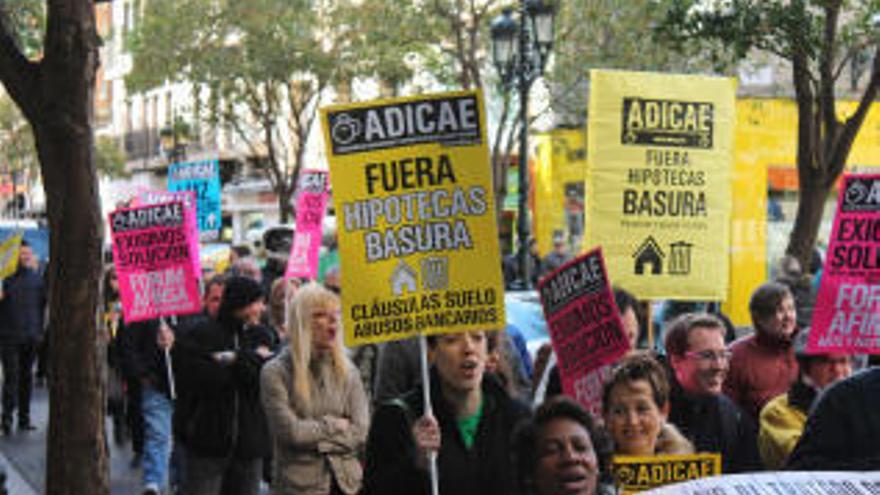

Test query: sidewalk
[0,449,38,495]
[0,386,140,494]
[0,386,271,494]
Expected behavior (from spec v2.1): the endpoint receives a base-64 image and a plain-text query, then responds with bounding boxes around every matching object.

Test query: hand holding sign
[212,351,237,365]
[412,414,441,471]
[157,320,175,350]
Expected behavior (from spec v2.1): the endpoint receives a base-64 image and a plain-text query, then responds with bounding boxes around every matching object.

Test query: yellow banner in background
[0,233,22,279]
[612,453,722,494]
[586,70,735,301]
[322,90,505,346]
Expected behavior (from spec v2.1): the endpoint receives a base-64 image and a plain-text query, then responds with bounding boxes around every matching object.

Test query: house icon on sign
[390,261,418,296]
[632,236,665,275]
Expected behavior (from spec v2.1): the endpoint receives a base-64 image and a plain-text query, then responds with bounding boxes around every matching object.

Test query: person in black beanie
[173,276,276,495]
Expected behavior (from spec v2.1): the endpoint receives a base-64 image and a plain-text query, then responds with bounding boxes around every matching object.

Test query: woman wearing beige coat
[260,283,369,495]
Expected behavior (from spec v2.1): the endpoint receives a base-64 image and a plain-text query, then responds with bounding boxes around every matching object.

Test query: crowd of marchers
[11,237,868,495]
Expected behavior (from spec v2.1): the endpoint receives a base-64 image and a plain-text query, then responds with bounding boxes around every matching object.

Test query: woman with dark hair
[104,265,146,466]
[514,396,613,495]
[364,330,531,495]
[725,282,799,420]
[103,265,139,451]
[602,352,694,457]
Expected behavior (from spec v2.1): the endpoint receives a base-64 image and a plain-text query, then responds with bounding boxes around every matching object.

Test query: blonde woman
[260,283,369,495]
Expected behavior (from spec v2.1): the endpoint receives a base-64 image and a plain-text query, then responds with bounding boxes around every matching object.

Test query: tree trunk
[278,183,293,224]
[38,2,108,493]
[783,6,879,274]
[786,179,830,270]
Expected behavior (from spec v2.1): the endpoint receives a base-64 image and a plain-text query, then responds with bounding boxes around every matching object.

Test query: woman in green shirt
[364,330,532,495]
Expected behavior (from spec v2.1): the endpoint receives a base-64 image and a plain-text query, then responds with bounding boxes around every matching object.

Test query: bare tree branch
[832,39,871,83]
[0,9,39,121]
[792,40,818,184]
[828,45,880,182]
[818,4,840,162]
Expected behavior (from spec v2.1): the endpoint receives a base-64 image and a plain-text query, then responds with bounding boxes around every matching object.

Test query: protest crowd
[70,232,875,495]
[3,87,879,495]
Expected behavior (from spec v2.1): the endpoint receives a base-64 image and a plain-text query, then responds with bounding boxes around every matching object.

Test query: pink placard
[808,174,880,354]
[110,201,202,323]
[538,248,631,417]
[136,189,202,279]
[285,171,328,280]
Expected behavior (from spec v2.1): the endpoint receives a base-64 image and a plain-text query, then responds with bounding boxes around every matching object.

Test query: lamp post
[490,0,555,289]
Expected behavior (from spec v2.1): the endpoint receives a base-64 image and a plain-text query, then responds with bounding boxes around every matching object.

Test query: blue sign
[168,159,221,241]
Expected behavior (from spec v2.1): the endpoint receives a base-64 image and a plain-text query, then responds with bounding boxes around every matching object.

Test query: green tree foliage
[339,0,502,92]
[127,0,349,221]
[336,0,522,223]
[0,95,126,181]
[94,135,130,179]
[0,96,38,176]
[545,0,719,125]
[334,1,424,91]
[656,0,880,266]
[0,0,45,59]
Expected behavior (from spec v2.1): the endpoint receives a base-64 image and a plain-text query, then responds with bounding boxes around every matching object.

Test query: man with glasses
[665,313,762,473]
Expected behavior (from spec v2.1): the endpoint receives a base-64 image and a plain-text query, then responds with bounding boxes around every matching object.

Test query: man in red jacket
[724,282,799,420]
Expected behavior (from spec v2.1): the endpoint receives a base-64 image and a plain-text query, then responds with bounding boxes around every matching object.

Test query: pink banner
[110,201,202,323]
[285,171,329,280]
[136,189,202,279]
[538,248,631,417]
[808,174,880,354]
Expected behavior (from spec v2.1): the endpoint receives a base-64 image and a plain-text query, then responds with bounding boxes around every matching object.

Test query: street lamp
[490,0,556,289]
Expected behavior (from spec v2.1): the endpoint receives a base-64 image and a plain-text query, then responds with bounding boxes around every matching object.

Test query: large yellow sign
[612,453,722,494]
[586,70,735,300]
[322,90,505,346]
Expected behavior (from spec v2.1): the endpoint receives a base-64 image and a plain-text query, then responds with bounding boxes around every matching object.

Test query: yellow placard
[612,453,722,494]
[586,70,735,300]
[0,233,22,279]
[322,90,505,346]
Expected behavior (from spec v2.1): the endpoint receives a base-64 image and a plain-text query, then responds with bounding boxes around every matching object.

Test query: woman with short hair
[514,396,613,495]
[602,352,693,457]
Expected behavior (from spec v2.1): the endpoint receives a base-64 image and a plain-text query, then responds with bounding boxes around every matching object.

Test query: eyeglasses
[325,285,340,295]
[684,349,732,363]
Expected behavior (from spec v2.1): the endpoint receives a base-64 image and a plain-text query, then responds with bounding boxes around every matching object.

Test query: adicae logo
[331,113,361,145]
[845,180,868,206]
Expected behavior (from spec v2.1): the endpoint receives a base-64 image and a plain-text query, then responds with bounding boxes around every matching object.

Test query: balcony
[123,127,208,174]
[123,128,160,161]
